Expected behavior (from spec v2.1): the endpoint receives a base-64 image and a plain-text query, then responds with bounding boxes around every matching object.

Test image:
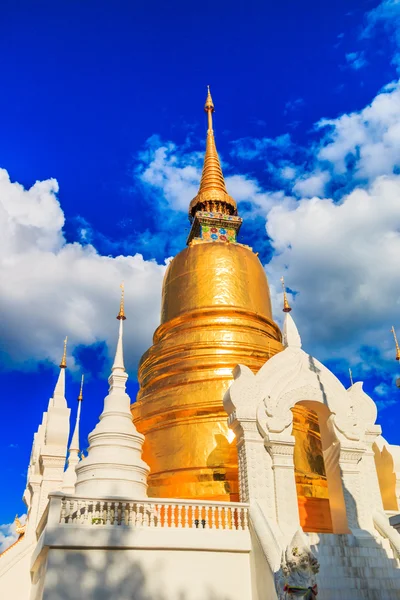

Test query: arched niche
[292,400,349,534]
[373,442,398,512]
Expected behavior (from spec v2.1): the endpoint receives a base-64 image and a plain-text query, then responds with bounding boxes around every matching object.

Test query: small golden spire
[349,368,354,387]
[117,282,126,321]
[280,277,292,313]
[204,85,215,130]
[188,86,237,219]
[391,326,400,361]
[59,336,68,369]
[78,374,84,401]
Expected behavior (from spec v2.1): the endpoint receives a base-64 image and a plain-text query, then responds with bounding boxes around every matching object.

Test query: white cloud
[138,137,201,212]
[0,514,26,553]
[292,170,330,198]
[0,168,166,373]
[266,175,400,367]
[280,166,297,181]
[317,81,400,180]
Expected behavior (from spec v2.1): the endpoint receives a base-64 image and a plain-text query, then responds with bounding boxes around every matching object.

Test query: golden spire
[280,277,292,313]
[188,86,237,219]
[117,282,126,321]
[59,336,68,369]
[78,374,84,401]
[391,326,400,361]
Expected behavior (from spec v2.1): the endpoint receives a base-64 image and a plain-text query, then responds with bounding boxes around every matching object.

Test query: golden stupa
[132,87,283,501]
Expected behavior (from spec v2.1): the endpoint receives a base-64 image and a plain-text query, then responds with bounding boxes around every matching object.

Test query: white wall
[0,540,35,600]
[40,547,253,600]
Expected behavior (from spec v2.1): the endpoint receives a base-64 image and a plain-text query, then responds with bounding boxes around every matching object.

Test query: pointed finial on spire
[112,284,126,372]
[78,374,84,401]
[391,326,400,361]
[188,87,237,220]
[60,336,68,368]
[14,514,25,536]
[117,282,126,321]
[204,85,215,129]
[349,368,354,387]
[52,337,68,404]
[280,277,292,313]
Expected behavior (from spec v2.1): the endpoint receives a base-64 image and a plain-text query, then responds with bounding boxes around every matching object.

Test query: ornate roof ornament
[391,326,400,361]
[59,336,68,368]
[117,281,126,321]
[280,276,292,313]
[14,515,26,537]
[113,284,126,371]
[53,337,68,404]
[77,374,84,402]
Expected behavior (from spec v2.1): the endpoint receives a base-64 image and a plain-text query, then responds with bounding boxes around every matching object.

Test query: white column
[229,414,277,523]
[265,434,300,534]
[338,445,370,532]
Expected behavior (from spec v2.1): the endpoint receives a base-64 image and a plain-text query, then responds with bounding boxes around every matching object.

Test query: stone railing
[59,496,249,531]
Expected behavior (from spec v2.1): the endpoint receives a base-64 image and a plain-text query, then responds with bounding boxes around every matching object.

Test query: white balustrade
[58,496,249,531]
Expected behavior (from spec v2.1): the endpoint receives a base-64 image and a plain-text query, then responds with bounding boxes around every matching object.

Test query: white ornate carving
[275,530,319,600]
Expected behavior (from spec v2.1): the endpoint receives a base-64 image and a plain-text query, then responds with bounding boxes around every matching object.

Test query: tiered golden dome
[132,88,283,501]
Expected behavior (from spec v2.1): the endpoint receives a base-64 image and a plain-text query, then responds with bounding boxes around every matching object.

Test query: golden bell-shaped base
[132,241,283,500]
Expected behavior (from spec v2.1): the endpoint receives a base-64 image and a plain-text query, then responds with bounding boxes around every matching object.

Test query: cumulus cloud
[137,136,201,212]
[0,168,165,373]
[317,81,400,180]
[266,175,400,368]
[0,514,26,553]
[292,170,331,198]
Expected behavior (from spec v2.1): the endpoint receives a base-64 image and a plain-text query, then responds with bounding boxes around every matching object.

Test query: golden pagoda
[132,88,283,501]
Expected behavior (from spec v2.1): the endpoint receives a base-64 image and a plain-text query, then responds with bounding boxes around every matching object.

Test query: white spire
[112,318,125,371]
[51,337,68,408]
[62,376,84,494]
[282,312,302,349]
[75,285,149,498]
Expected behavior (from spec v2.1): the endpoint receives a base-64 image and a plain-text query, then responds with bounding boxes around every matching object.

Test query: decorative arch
[225,313,385,536]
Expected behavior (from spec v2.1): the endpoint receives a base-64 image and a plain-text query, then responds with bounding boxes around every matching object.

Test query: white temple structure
[1,296,400,599]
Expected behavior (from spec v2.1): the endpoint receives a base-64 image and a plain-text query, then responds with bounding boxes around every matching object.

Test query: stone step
[317,564,400,579]
[308,532,393,550]
[311,544,393,558]
[317,589,397,600]
[317,555,399,569]
[319,575,400,591]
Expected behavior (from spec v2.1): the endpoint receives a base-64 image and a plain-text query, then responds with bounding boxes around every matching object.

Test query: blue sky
[1,0,400,531]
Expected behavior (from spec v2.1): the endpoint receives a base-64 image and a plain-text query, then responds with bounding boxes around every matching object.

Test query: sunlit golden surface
[132,241,282,500]
[292,405,333,533]
[373,443,398,511]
